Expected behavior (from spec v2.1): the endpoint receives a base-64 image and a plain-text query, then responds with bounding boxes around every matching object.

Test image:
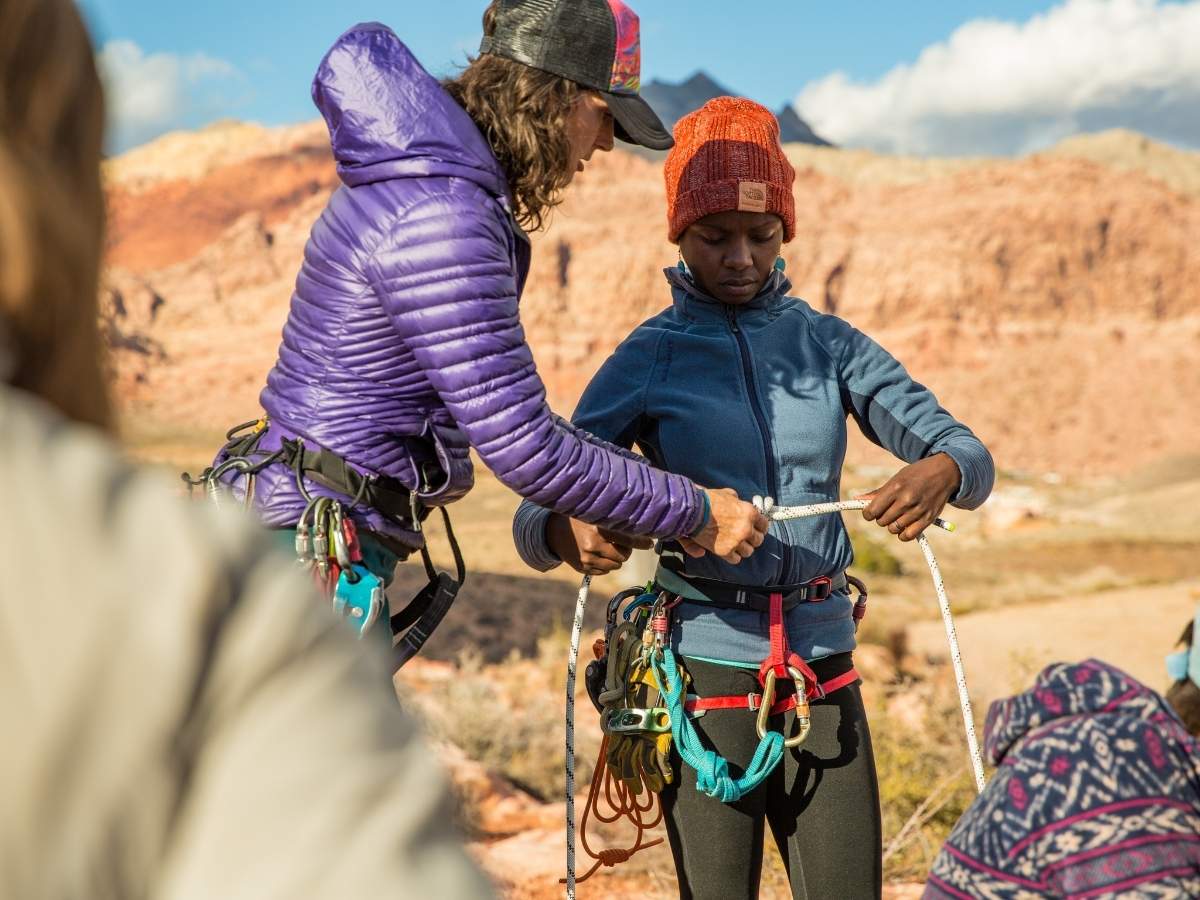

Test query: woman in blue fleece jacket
[514,98,994,900]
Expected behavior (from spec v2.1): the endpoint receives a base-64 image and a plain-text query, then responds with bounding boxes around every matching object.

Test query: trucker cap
[479,0,673,150]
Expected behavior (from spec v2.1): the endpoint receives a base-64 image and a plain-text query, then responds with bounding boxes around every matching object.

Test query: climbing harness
[566,576,858,891]
[183,416,466,670]
[563,496,985,896]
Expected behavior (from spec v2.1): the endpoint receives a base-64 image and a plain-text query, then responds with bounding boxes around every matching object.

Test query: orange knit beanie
[664,97,796,243]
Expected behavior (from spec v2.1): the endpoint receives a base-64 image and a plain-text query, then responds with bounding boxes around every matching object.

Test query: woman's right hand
[546,514,654,576]
[679,488,769,564]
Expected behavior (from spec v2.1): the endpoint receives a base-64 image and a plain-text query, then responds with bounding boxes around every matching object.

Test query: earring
[677,251,689,274]
[774,256,786,272]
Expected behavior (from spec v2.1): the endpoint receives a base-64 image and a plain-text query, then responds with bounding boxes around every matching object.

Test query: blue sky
[81,0,1200,156]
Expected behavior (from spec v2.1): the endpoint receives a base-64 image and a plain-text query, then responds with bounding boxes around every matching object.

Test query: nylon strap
[389,506,467,672]
[757,590,818,690]
[684,667,860,716]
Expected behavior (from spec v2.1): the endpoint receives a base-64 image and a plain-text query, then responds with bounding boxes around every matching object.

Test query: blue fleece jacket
[514,267,994,666]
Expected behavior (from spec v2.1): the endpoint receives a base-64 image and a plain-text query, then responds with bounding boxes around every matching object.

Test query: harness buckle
[807,576,833,601]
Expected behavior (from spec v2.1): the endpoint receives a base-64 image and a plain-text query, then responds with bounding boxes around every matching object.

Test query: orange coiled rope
[565,733,664,884]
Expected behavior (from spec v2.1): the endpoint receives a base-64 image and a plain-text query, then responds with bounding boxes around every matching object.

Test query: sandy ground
[908,577,1200,706]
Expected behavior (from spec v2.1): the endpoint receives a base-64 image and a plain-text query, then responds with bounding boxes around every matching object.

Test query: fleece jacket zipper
[725,304,791,581]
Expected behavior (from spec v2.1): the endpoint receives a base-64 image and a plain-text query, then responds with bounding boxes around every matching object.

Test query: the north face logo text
[738,181,767,213]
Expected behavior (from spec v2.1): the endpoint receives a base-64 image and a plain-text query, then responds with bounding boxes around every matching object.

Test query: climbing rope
[754,497,986,793]
[568,733,664,884]
[917,528,987,793]
[565,575,590,900]
[563,496,986,895]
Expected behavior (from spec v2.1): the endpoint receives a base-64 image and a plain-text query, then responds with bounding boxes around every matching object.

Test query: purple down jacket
[240,23,703,549]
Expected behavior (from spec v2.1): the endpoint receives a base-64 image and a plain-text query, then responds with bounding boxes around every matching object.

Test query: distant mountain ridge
[639,71,832,148]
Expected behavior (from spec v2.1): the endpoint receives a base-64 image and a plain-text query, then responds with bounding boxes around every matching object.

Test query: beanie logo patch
[738,181,768,213]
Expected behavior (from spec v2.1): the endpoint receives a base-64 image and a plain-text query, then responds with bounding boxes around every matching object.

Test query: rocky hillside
[102,123,1200,476]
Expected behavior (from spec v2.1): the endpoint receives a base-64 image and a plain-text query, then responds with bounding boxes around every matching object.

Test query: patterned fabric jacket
[232,23,702,548]
[925,660,1200,899]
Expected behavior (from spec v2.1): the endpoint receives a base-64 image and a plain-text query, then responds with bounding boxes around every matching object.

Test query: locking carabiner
[754,666,813,749]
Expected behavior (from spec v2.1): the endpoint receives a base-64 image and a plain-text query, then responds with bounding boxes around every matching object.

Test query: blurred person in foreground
[924,624,1200,899]
[0,2,491,897]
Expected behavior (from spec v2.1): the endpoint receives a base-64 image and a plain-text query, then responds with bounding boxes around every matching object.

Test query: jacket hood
[312,23,509,197]
[984,659,1179,765]
[664,265,791,314]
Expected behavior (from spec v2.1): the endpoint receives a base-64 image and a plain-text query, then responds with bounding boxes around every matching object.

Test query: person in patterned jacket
[924,644,1200,899]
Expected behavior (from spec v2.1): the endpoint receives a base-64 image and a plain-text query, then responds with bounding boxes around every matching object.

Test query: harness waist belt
[282,440,430,529]
[667,572,848,613]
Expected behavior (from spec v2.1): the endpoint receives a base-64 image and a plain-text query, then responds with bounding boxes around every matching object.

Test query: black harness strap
[390,506,466,672]
[185,418,469,671]
[662,571,849,613]
[283,440,421,529]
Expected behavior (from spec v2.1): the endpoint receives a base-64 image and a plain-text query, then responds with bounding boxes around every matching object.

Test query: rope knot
[696,750,739,801]
[598,848,633,867]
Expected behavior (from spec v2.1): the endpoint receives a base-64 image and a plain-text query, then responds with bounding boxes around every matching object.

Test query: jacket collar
[664,266,791,320]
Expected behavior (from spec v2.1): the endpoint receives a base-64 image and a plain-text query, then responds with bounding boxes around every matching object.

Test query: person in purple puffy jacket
[197,0,767,658]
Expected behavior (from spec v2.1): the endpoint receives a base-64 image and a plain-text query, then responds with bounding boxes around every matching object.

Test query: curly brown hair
[443,1,581,232]
[0,0,111,430]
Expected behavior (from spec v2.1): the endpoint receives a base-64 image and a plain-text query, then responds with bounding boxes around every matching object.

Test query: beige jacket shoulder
[0,387,492,900]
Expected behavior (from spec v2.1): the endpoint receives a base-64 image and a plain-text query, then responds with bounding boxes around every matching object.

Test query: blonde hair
[0,0,111,430]
[443,1,581,232]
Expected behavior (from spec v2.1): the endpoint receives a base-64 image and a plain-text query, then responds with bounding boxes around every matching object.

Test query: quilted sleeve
[363,193,703,539]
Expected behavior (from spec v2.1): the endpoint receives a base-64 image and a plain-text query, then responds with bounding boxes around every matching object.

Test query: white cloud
[97,40,244,153]
[795,0,1200,156]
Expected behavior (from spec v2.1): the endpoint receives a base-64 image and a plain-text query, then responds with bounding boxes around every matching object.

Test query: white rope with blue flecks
[563,499,985,896]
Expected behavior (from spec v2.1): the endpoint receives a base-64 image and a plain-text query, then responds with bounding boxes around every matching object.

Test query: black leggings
[660,653,882,900]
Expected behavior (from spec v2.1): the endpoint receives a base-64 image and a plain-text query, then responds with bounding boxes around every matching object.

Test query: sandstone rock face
[103,123,1200,476]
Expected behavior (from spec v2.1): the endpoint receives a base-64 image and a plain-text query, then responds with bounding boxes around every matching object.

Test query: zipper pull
[725,305,740,333]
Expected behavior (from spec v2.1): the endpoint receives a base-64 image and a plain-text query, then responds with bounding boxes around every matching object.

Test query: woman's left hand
[857,453,962,542]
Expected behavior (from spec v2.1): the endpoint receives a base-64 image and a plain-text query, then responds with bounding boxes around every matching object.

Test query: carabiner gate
[754,666,813,748]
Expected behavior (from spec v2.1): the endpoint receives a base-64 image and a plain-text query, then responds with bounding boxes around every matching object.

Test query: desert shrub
[873,677,979,881]
[410,629,602,803]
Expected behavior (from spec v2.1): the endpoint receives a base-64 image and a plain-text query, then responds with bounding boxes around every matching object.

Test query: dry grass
[871,673,979,880]
[402,628,603,803]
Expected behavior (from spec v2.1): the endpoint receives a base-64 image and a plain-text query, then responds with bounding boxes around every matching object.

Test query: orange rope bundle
[563,734,664,884]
